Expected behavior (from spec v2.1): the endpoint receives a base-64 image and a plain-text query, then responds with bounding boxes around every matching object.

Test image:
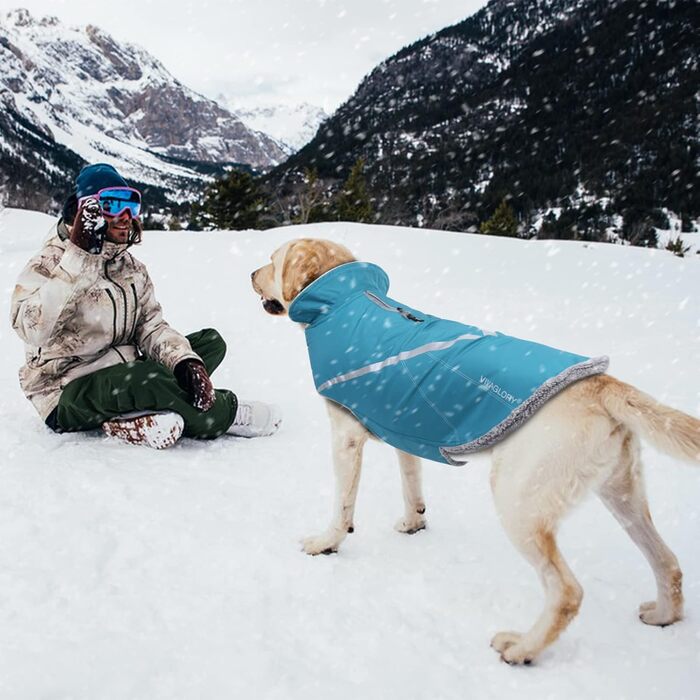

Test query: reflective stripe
[317,332,483,392]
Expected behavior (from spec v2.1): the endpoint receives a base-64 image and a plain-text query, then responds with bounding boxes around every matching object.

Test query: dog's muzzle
[263,298,285,315]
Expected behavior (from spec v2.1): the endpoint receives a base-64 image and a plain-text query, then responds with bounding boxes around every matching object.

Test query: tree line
[188,158,374,231]
[179,157,694,252]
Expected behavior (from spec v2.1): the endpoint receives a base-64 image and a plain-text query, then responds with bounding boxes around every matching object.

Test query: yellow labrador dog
[251,237,700,665]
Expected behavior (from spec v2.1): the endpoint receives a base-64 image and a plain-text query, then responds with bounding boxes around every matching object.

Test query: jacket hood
[288,262,389,325]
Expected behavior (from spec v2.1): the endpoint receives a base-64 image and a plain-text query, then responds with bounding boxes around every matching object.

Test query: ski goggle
[79,187,142,219]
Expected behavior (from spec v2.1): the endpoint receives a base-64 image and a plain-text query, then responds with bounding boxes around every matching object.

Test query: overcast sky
[1,0,489,111]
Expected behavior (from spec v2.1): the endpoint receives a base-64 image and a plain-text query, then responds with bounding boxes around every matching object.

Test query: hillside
[273,0,699,236]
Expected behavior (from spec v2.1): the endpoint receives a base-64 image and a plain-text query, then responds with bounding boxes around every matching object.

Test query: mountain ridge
[0,9,286,210]
[273,0,698,236]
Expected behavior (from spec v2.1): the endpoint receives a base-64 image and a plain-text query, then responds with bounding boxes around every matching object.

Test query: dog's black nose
[263,298,285,315]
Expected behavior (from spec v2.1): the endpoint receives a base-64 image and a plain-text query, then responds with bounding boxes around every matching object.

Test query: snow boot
[102,411,184,449]
[227,400,282,438]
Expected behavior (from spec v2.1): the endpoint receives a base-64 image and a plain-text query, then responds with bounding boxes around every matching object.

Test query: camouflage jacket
[11,221,201,420]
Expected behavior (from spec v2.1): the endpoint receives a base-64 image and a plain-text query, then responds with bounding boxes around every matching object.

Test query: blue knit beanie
[76,163,129,199]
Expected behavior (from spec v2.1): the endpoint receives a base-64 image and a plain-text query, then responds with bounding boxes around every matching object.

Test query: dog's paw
[490,631,522,654]
[638,601,682,627]
[491,633,535,665]
[501,644,535,666]
[301,534,341,556]
[394,513,427,534]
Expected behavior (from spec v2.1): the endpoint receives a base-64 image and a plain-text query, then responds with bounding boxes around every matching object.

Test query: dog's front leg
[394,450,427,534]
[302,402,369,555]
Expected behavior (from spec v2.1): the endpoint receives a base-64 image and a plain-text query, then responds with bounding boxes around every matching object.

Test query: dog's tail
[600,376,700,463]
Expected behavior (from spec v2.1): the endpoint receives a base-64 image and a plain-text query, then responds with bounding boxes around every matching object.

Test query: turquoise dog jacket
[288,262,609,465]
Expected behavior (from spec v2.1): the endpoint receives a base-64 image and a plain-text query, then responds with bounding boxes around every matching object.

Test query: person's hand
[174,359,216,411]
[70,197,108,254]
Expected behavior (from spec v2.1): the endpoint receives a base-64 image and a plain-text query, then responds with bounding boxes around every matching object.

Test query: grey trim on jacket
[10,221,201,419]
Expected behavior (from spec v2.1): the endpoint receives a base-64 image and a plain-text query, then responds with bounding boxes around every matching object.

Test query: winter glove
[70,197,108,254]
[61,189,78,226]
[174,359,216,412]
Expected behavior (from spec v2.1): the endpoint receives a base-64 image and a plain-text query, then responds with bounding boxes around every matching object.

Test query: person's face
[105,211,132,244]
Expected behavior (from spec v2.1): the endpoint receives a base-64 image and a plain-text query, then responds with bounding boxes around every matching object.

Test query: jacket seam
[398,358,461,440]
[425,349,521,412]
[139,325,159,347]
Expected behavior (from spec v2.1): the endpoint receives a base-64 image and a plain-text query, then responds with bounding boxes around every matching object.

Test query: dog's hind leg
[596,432,683,626]
[489,515,583,665]
[489,422,597,664]
[394,450,427,534]
[302,401,369,555]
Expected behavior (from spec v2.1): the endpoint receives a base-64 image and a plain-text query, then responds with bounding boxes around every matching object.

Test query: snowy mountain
[0,9,287,210]
[217,99,329,153]
[0,206,698,697]
[275,0,699,236]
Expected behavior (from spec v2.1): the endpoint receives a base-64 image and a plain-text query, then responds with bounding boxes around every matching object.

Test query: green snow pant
[47,328,238,439]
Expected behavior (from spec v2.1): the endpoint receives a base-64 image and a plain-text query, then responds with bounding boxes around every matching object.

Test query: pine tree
[665,235,691,258]
[167,216,182,231]
[480,198,518,237]
[621,208,660,248]
[336,158,373,223]
[191,170,268,230]
[291,168,334,224]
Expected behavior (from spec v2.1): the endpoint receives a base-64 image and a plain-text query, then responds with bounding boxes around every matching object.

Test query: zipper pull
[397,307,424,323]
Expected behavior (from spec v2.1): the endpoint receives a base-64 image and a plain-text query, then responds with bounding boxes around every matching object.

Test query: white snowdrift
[0,208,698,699]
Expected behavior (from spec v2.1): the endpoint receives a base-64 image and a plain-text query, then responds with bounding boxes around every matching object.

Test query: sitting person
[11,163,281,448]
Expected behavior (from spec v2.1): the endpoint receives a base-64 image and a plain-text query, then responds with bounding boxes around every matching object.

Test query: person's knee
[200,328,226,353]
[188,328,227,372]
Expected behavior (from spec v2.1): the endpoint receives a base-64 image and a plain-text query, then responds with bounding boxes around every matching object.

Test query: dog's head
[251,238,355,316]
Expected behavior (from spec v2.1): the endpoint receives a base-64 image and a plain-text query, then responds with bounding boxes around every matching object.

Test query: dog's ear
[282,239,355,302]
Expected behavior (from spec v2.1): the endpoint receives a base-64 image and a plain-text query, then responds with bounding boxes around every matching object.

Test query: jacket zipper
[104,260,129,344]
[365,291,424,323]
[105,288,118,346]
[129,283,138,341]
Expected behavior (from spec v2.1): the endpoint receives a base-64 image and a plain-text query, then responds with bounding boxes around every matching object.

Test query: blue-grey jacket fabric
[289,262,608,465]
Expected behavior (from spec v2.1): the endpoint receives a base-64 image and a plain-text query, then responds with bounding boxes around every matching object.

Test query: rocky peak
[85,25,143,81]
[6,8,33,27]
[0,9,288,210]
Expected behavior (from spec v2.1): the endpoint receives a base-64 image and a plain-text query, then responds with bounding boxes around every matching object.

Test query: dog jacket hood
[289,262,609,465]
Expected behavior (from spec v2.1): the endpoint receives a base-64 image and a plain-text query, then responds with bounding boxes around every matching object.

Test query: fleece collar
[288,262,390,326]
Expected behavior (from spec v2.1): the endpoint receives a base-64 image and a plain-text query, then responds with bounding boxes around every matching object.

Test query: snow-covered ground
[0,207,698,699]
